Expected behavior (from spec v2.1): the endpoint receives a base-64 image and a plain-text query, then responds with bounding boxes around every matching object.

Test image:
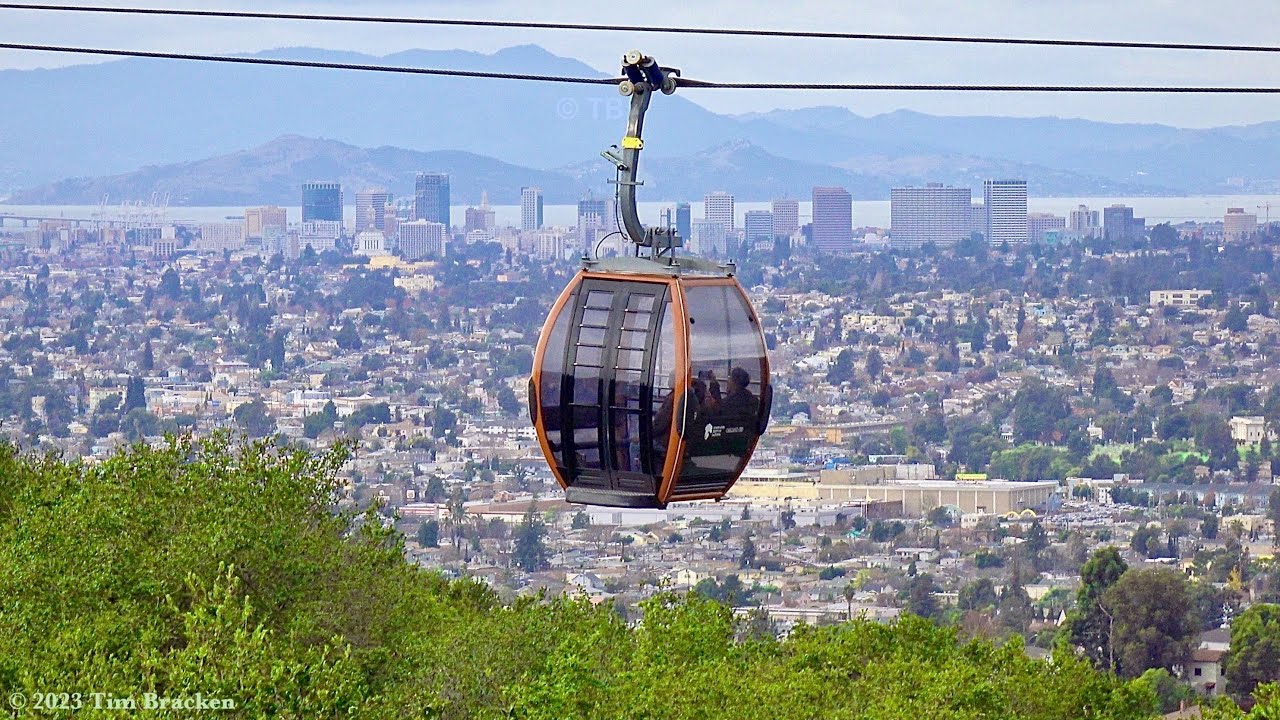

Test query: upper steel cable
[2,3,1279,54]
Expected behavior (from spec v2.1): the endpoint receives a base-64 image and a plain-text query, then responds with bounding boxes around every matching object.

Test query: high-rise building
[811,186,853,254]
[970,202,986,238]
[464,191,497,238]
[771,198,799,239]
[704,191,735,230]
[675,202,692,242]
[1103,204,1144,243]
[744,210,774,245]
[300,221,340,254]
[245,206,288,240]
[198,222,246,253]
[983,179,1028,245]
[414,172,450,228]
[1224,207,1258,241]
[355,190,390,233]
[578,194,610,228]
[889,184,972,248]
[1068,204,1100,237]
[691,220,728,256]
[302,182,342,224]
[521,186,544,231]
[399,220,447,260]
[1026,213,1067,243]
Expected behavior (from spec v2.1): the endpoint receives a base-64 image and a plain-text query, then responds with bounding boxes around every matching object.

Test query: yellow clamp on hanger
[621,136,643,150]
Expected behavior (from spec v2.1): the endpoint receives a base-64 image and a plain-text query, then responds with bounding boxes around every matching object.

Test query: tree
[1225,604,1280,700]
[1069,547,1128,671]
[1224,304,1249,333]
[865,349,885,380]
[142,339,155,372]
[826,348,856,385]
[739,536,757,569]
[416,519,439,547]
[571,510,590,530]
[1011,377,1072,443]
[905,573,939,621]
[1204,514,1221,540]
[997,576,1034,635]
[512,507,549,572]
[1103,567,1197,678]
[123,375,146,413]
[1132,668,1195,715]
[958,578,999,611]
[334,319,362,350]
[233,399,276,438]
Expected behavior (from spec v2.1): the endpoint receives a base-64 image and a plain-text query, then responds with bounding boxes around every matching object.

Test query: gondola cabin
[530,268,772,508]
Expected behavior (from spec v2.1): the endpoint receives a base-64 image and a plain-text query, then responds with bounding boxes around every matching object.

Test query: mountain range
[1,44,1278,202]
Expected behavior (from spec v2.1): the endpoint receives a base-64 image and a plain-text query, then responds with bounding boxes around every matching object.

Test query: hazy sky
[2,0,1279,128]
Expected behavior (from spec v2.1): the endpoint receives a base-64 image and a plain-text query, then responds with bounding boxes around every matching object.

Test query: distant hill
[1,44,1277,199]
[7,136,592,206]
[11,135,1159,205]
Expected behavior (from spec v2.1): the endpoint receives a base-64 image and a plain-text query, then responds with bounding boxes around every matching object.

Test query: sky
[2,0,1280,128]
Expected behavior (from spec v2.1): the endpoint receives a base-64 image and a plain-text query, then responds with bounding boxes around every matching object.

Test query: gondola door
[562,278,668,506]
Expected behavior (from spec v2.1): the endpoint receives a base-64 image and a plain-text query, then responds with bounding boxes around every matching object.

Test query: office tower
[300,221,340,254]
[198,222,246,252]
[1026,213,1066,243]
[691,220,727,256]
[771,198,799,239]
[245,206,288,240]
[399,220,447,260]
[983,179,1028,245]
[704,191,735,229]
[578,193,610,228]
[675,202,692,241]
[302,182,342,223]
[521,186,544,231]
[355,190,390,233]
[1224,207,1258,241]
[744,210,774,245]
[464,191,497,237]
[414,172,450,227]
[970,202,986,238]
[811,186,853,254]
[1068,204,1100,237]
[1103,204,1145,243]
[889,184,972,248]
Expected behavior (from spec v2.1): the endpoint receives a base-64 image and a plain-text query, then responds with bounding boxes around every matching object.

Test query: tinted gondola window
[539,290,576,471]
[678,284,767,491]
[649,299,676,472]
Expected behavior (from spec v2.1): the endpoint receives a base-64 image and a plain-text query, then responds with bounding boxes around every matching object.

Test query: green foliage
[989,444,1073,482]
[1103,568,1197,679]
[1067,547,1128,672]
[513,508,550,572]
[233,398,276,438]
[0,439,1155,719]
[1011,377,1072,443]
[1225,604,1280,700]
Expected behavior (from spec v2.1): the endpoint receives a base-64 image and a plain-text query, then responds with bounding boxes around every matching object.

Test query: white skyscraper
[399,220,447,260]
[1068,204,1100,237]
[521,187,544,231]
[771,198,799,239]
[889,184,973,248]
[704,191,735,230]
[983,179,1028,245]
